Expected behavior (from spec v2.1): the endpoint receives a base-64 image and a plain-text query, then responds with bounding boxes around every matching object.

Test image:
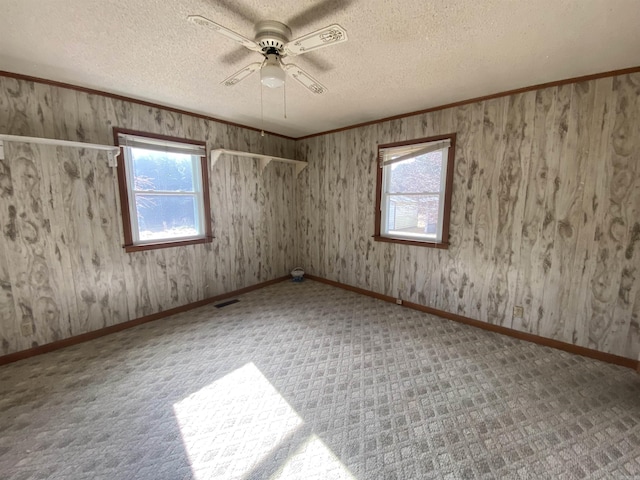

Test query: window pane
[386,195,440,238]
[131,148,195,192]
[135,194,199,241]
[388,150,443,193]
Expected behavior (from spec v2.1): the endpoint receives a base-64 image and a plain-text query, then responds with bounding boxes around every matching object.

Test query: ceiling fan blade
[221,62,262,87]
[297,53,333,73]
[208,0,260,24]
[287,0,354,30]
[284,24,348,56]
[188,15,262,53]
[220,47,254,66]
[284,64,327,94]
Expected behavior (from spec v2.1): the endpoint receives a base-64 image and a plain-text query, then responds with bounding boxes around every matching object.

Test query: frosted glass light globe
[261,63,285,88]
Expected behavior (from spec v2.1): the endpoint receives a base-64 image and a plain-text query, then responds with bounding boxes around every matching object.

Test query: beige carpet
[0,279,639,479]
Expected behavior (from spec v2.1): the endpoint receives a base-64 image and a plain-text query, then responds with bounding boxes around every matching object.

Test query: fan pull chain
[260,84,266,137]
[283,80,287,119]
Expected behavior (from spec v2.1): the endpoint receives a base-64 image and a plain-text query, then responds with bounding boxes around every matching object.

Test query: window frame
[113,128,213,252]
[374,133,456,249]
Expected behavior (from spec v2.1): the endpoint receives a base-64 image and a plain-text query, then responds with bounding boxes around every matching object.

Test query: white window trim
[122,143,207,246]
[379,140,450,244]
[117,133,206,157]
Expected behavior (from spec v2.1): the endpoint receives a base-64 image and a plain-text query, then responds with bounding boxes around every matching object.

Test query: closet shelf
[0,134,121,167]
[211,148,307,176]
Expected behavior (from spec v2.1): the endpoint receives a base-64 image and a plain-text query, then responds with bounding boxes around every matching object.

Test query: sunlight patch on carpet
[173,362,303,479]
[272,434,357,480]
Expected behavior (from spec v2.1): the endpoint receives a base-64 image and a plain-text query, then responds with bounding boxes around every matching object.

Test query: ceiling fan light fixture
[191,14,345,95]
[261,55,285,88]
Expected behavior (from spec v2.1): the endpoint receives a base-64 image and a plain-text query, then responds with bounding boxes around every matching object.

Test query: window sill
[124,236,213,253]
[372,235,449,249]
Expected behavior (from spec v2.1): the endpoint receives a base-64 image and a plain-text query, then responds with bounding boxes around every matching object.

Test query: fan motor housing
[254,20,291,53]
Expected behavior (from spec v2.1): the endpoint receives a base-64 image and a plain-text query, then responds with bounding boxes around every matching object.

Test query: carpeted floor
[1,279,639,479]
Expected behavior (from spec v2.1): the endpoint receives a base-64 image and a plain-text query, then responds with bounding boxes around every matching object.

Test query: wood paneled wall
[2,72,639,362]
[0,76,297,355]
[295,73,640,361]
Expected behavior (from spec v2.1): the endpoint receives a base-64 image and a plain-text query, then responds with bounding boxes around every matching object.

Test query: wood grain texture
[513,87,557,334]
[1,71,638,362]
[0,70,294,141]
[296,72,640,361]
[0,275,290,366]
[0,77,297,356]
[306,274,640,371]
[295,66,640,141]
[599,74,640,357]
[0,143,76,350]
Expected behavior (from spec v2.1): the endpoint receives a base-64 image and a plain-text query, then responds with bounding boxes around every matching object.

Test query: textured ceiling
[1,0,639,138]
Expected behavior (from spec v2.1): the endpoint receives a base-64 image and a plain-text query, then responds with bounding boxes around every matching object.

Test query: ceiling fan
[187,13,348,94]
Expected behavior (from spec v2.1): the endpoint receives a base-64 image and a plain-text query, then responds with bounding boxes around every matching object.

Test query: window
[374,134,456,248]
[114,129,212,252]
